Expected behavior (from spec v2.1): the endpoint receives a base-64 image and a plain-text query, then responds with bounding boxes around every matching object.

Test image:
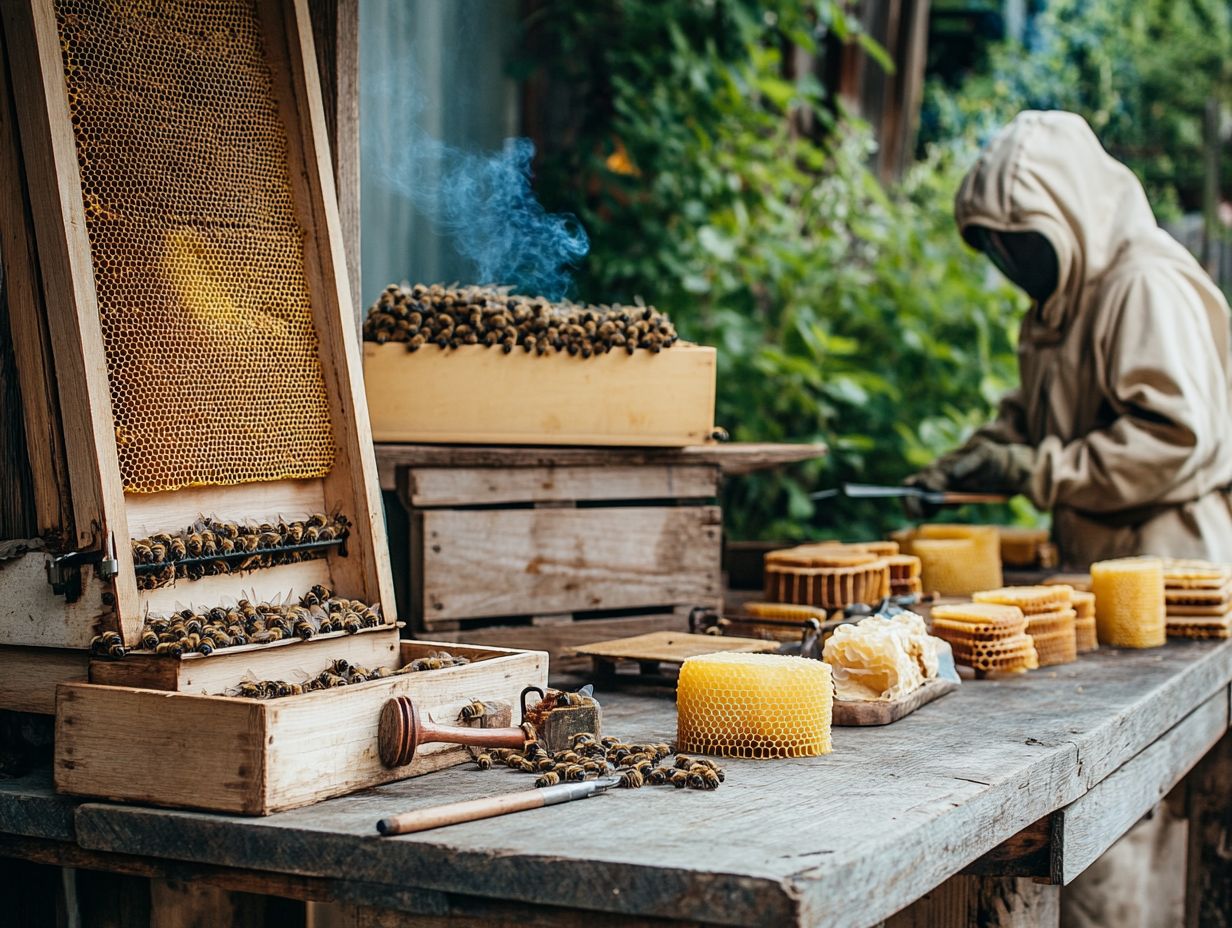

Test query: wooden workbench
[2,639,1230,927]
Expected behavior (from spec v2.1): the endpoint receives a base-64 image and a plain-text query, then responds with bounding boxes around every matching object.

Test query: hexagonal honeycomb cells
[676,653,832,759]
[53,0,334,492]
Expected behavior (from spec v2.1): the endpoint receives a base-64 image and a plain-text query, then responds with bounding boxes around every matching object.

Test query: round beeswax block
[1090,557,1166,649]
[676,653,832,759]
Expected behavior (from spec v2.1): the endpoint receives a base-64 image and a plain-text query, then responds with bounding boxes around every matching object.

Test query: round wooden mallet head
[378,696,529,769]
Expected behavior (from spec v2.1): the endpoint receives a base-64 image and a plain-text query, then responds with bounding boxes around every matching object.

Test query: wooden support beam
[1185,729,1232,928]
[886,874,1059,928]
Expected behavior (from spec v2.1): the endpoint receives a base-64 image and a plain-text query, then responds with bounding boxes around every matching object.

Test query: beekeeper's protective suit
[910,110,1220,928]
[909,110,1232,569]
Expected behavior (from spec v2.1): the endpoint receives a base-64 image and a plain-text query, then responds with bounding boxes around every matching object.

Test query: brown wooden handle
[941,492,1011,505]
[377,790,545,836]
[378,696,528,768]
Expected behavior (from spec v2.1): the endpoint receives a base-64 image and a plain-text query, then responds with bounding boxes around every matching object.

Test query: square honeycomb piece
[1075,616,1099,652]
[973,585,1073,615]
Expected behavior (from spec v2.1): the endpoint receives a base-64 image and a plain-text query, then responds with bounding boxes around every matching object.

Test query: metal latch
[46,534,120,601]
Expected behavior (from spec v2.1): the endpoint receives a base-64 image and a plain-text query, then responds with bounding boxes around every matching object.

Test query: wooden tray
[364,342,717,446]
[832,677,958,726]
[570,630,778,678]
[55,640,547,815]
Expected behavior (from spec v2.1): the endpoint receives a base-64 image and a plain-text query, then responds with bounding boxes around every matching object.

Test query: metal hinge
[46,533,120,601]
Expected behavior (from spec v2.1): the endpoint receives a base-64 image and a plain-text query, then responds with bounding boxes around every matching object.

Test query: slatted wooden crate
[397,461,724,667]
[55,640,547,814]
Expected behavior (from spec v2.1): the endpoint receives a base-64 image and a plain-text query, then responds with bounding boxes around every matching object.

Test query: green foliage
[923,0,1232,216]
[523,1,1024,540]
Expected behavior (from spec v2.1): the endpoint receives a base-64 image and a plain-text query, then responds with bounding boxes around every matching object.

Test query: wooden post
[307,0,360,326]
[886,874,1060,928]
[1185,730,1232,928]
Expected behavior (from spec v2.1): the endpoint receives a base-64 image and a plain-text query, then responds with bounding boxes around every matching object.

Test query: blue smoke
[360,3,588,301]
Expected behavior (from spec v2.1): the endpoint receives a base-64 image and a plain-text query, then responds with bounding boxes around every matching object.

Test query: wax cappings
[823,613,940,702]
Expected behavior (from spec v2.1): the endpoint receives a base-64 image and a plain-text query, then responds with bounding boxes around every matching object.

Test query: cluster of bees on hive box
[130,513,349,590]
[89,584,382,659]
[230,652,471,698]
[363,284,679,356]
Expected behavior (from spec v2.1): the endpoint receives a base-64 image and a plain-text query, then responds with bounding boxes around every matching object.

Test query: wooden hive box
[394,459,724,668]
[363,341,718,446]
[56,641,548,814]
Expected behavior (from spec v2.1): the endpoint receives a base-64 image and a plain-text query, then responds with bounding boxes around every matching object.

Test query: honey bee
[646,767,670,786]
[282,521,305,545]
[561,764,586,782]
[154,640,184,657]
[553,750,580,765]
[233,681,264,698]
[256,531,281,549]
[328,659,350,676]
[168,537,187,560]
[616,769,644,789]
[516,758,537,773]
[505,753,526,769]
[668,769,690,789]
[535,771,561,788]
[534,756,556,772]
[572,732,597,748]
[369,666,398,679]
[600,736,621,748]
[292,619,315,640]
[90,631,126,659]
[132,540,154,564]
[458,700,486,722]
[214,520,240,540]
[139,629,159,650]
[689,766,721,790]
[674,753,695,770]
[618,753,649,768]
[475,753,493,770]
[690,758,725,781]
[348,665,372,683]
[341,612,363,635]
[316,671,347,688]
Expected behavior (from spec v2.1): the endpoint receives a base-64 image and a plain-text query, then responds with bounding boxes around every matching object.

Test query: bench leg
[886,874,1060,927]
[1185,730,1232,928]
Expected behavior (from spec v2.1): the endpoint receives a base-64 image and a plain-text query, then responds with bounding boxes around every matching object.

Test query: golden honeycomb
[914,524,1002,594]
[763,561,890,610]
[743,602,830,623]
[1090,557,1166,649]
[1071,590,1096,619]
[54,0,335,492]
[973,585,1072,615]
[823,613,939,701]
[676,653,832,758]
[998,527,1051,567]
[928,602,1036,673]
[1075,616,1099,652]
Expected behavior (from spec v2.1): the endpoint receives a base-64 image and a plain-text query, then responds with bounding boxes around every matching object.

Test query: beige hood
[955,110,1160,330]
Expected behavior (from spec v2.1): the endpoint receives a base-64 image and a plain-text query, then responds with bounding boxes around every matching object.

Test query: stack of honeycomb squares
[928,602,1038,675]
[1162,559,1232,639]
[1069,590,1099,652]
[972,585,1078,667]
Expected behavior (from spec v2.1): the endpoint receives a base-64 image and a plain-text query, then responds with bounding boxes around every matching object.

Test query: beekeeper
[907,109,1232,569]
[909,109,1225,927]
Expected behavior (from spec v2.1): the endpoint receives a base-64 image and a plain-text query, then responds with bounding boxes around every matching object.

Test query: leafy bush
[923,0,1232,217]
[523,1,1025,540]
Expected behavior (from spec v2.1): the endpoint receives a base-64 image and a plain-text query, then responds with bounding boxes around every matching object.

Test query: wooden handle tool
[376,776,621,836]
[378,696,527,769]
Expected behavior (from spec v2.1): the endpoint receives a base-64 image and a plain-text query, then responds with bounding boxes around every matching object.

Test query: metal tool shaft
[376,777,619,836]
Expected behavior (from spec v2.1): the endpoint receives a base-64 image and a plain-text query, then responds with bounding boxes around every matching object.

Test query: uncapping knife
[376,776,622,836]
[810,484,1009,505]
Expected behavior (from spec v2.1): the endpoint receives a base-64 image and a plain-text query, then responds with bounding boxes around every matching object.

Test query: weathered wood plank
[0,644,87,714]
[256,0,395,618]
[376,442,830,491]
[124,480,328,538]
[89,625,399,695]
[403,465,719,507]
[961,818,1051,879]
[1185,730,1232,928]
[67,640,1232,928]
[418,506,722,623]
[0,772,77,841]
[0,551,111,649]
[1053,687,1228,884]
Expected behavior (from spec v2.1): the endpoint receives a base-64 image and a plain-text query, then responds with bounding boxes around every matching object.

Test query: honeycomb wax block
[911,539,983,597]
[676,653,832,758]
[1090,557,1166,649]
[916,524,1003,592]
[973,585,1072,615]
[1074,616,1099,652]
[998,527,1050,567]
[823,613,939,702]
[1071,590,1096,619]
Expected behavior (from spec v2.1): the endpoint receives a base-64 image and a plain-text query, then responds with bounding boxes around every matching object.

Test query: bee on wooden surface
[561,764,586,782]
[534,756,556,772]
[475,753,493,771]
[650,743,672,762]
[646,767,670,786]
[348,665,372,683]
[535,771,561,788]
[341,612,363,635]
[616,769,644,789]
[292,618,315,640]
[458,700,486,722]
[168,537,187,560]
[132,540,154,564]
[256,530,281,549]
[214,520,239,540]
[328,659,350,676]
[553,750,580,765]
[154,640,184,657]
[600,735,621,749]
[369,666,398,680]
[505,753,526,769]
[668,769,690,789]
[689,766,721,790]
[233,681,264,698]
[572,732,597,748]
[689,758,725,781]
[316,671,347,688]
[139,629,159,650]
[488,749,512,762]
[90,631,125,659]
[618,753,649,768]
[674,753,696,770]
[516,757,537,773]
